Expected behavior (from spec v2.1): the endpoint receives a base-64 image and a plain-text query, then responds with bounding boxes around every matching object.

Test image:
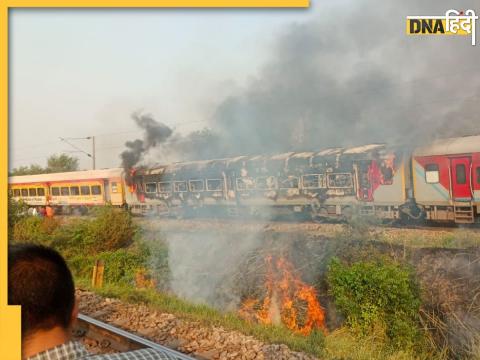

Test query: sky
[9,7,316,170]
[9,1,480,171]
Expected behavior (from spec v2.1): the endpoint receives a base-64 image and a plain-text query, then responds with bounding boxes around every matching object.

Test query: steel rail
[76,313,195,360]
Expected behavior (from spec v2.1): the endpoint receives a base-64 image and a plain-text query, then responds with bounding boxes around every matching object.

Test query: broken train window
[236,177,255,191]
[158,182,172,193]
[174,181,187,192]
[302,174,325,189]
[379,158,395,185]
[206,179,223,191]
[189,179,205,192]
[327,173,353,188]
[145,183,157,193]
[255,176,277,190]
[279,176,299,189]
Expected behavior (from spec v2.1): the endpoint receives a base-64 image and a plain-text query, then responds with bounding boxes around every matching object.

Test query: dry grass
[323,325,438,360]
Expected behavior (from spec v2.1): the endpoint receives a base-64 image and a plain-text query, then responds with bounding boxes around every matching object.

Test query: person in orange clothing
[45,205,54,218]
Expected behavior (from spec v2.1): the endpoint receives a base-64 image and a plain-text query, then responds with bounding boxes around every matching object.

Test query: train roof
[413,135,480,157]
[9,168,124,185]
[138,143,391,175]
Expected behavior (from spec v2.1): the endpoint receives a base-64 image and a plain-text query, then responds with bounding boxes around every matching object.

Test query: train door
[450,157,472,201]
[356,161,371,201]
[104,180,111,202]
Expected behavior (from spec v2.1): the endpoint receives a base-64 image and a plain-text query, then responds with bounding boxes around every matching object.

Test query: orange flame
[239,255,326,335]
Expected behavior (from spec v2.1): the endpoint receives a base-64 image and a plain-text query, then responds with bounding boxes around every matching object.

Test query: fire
[239,255,326,335]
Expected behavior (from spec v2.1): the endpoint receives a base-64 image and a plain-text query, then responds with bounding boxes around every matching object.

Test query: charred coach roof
[135,143,393,176]
[413,135,480,157]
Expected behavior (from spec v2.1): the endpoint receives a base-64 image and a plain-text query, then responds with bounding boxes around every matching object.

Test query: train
[8,134,480,224]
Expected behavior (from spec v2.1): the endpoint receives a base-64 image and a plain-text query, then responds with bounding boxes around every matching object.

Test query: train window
[456,164,466,184]
[327,173,353,188]
[70,186,80,196]
[61,187,70,196]
[111,182,118,193]
[91,185,101,195]
[425,164,439,184]
[28,188,37,196]
[189,179,204,192]
[380,161,394,185]
[158,182,172,193]
[51,187,60,196]
[255,177,277,190]
[145,183,157,193]
[279,177,299,189]
[13,189,20,197]
[37,188,45,196]
[81,186,91,195]
[206,179,223,191]
[236,177,254,191]
[174,181,187,192]
[302,174,325,189]
[477,167,480,184]
[21,189,28,197]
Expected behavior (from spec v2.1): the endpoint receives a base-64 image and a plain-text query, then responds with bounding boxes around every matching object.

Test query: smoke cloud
[120,112,173,181]
[205,0,479,156]
[122,0,479,164]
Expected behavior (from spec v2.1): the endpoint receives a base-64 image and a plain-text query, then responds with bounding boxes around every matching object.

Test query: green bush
[12,216,61,245]
[68,247,149,285]
[84,206,136,253]
[8,195,28,237]
[327,258,422,349]
[51,206,136,256]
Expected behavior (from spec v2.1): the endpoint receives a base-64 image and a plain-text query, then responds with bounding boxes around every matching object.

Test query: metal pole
[92,136,96,170]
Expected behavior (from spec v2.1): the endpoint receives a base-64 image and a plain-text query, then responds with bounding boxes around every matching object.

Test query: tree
[9,154,79,176]
[46,154,79,173]
[9,164,45,176]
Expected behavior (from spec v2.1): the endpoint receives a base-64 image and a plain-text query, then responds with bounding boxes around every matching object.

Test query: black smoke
[206,0,479,156]
[120,112,173,182]
[124,0,480,163]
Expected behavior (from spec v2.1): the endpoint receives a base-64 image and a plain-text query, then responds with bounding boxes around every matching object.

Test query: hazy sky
[10,7,317,170]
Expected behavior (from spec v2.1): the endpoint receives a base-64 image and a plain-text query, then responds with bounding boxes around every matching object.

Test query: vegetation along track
[73,313,194,359]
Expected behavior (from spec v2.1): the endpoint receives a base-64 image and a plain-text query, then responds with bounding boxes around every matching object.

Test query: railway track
[73,313,195,360]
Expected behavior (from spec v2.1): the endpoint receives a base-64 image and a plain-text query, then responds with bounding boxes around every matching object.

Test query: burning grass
[238,255,326,336]
[75,278,325,357]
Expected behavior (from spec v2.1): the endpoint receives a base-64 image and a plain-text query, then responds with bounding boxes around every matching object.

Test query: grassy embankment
[10,202,476,359]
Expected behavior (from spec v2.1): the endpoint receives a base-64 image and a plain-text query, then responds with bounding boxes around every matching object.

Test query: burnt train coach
[127,143,407,220]
[9,135,480,224]
[412,135,480,224]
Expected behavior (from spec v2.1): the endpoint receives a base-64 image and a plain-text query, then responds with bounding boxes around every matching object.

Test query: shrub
[327,258,422,349]
[68,247,149,285]
[8,195,28,237]
[12,216,60,245]
[52,206,137,256]
[85,206,136,252]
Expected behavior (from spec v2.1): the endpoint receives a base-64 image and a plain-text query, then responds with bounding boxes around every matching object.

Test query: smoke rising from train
[122,0,479,165]
[120,112,173,182]
[204,0,479,157]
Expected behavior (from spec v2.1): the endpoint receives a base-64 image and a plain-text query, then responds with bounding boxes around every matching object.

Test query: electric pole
[59,136,97,170]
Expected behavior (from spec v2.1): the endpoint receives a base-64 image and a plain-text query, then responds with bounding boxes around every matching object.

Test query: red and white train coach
[412,135,480,224]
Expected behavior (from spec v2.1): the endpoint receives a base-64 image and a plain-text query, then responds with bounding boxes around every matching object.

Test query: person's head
[8,244,77,339]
